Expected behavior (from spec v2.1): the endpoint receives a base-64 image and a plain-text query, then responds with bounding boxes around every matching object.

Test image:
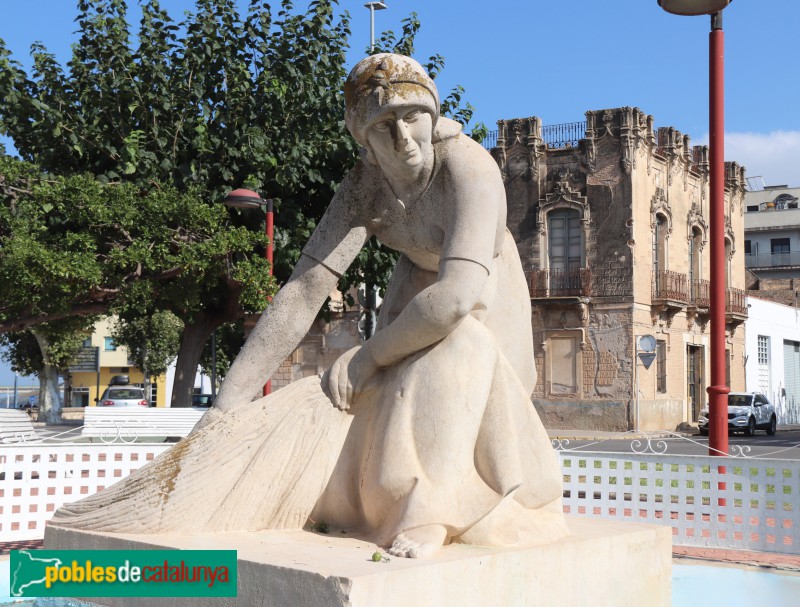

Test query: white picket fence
[560,451,799,555]
[0,443,171,542]
[1,442,799,555]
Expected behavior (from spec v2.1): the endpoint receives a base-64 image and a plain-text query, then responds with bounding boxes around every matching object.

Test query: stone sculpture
[51,54,567,559]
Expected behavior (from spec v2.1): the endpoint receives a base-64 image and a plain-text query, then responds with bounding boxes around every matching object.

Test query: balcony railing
[481,130,498,150]
[652,270,688,303]
[481,121,587,151]
[542,121,586,149]
[726,287,748,317]
[531,268,592,298]
[689,279,710,308]
[745,251,800,269]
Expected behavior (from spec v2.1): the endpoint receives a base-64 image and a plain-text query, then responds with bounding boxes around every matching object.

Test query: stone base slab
[45,517,671,607]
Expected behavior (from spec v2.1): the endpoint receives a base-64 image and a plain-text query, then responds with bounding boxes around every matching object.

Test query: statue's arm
[370,147,502,365]
[329,148,504,407]
[212,177,370,415]
[327,257,490,407]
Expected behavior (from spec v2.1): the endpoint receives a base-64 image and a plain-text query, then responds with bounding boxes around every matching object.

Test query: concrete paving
[547,424,800,442]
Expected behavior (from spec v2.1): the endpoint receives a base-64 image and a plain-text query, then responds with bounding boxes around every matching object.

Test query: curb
[673,545,800,572]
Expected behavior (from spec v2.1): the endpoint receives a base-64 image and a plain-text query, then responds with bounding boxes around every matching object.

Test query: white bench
[81,407,206,442]
[0,409,37,443]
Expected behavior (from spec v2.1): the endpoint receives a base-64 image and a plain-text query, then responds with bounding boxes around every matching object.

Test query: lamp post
[224,188,274,396]
[364,2,387,53]
[658,0,732,459]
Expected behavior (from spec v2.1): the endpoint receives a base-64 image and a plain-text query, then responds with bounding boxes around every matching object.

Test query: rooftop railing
[745,251,800,269]
[481,130,498,150]
[482,121,587,150]
[542,121,585,149]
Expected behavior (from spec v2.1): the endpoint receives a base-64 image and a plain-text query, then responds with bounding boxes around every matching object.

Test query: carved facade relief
[686,206,708,248]
[584,110,597,172]
[584,107,654,175]
[655,127,693,188]
[494,116,543,181]
[650,188,673,235]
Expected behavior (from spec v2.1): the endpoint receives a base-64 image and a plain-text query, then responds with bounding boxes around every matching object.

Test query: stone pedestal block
[45,517,671,607]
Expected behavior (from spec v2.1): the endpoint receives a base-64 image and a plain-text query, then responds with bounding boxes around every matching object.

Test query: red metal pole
[707,12,729,458]
[707,13,729,517]
[263,198,274,397]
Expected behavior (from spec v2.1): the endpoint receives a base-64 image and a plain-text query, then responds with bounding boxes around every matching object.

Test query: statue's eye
[374,121,391,132]
[404,110,421,123]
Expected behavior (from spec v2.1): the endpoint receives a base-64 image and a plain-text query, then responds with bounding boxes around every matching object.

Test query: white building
[744,185,800,280]
[745,296,800,424]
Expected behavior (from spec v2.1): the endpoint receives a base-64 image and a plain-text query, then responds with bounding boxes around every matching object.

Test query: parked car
[698,392,777,437]
[97,385,148,408]
[191,394,214,408]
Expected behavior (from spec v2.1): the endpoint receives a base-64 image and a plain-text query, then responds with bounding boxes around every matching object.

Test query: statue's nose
[395,119,412,143]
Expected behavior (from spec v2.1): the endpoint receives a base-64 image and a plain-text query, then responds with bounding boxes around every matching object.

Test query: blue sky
[1,0,799,384]
[1,1,798,184]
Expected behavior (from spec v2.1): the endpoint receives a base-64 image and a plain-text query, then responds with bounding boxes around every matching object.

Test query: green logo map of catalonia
[11,550,63,597]
[10,549,237,598]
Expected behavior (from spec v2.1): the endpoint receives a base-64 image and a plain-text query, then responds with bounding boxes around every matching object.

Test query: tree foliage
[0,0,483,405]
[0,156,271,330]
[0,155,271,407]
[0,320,89,377]
[0,317,92,422]
[110,309,183,403]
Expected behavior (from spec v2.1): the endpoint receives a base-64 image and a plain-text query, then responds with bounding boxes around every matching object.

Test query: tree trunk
[142,342,151,407]
[171,283,246,408]
[170,314,216,408]
[33,331,63,424]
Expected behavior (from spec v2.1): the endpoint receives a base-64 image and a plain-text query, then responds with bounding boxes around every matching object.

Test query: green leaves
[0,0,483,402]
[110,310,183,379]
[0,156,271,332]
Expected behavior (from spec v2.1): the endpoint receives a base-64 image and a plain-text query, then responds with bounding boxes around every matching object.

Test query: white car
[698,392,777,437]
[97,386,148,407]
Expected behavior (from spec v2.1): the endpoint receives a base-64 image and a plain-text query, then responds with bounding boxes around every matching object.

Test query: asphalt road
[559,429,800,459]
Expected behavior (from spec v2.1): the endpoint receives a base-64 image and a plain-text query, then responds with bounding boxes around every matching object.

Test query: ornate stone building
[491,107,747,431]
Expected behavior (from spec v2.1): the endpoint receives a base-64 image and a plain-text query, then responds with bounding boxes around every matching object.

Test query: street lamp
[657,0,730,16]
[364,2,387,53]
[224,188,274,396]
[657,1,732,462]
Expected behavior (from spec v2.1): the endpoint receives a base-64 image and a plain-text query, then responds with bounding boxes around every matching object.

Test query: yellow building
[67,317,168,408]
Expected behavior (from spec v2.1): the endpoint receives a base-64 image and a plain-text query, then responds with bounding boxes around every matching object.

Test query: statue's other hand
[328,345,379,410]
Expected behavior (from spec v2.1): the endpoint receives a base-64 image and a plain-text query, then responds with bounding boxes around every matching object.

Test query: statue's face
[365,104,433,175]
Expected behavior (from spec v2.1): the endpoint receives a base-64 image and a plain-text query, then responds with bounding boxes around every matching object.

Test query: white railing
[560,451,800,555]
[2,442,799,556]
[0,443,172,542]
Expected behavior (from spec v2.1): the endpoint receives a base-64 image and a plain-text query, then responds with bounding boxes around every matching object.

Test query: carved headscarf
[344,53,440,148]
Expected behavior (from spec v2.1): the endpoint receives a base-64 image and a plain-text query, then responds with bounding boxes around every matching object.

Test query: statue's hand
[328,345,379,410]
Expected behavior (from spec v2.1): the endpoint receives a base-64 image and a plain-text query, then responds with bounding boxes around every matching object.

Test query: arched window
[547,209,582,271]
[689,227,703,298]
[652,214,668,276]
[725,238,733,290]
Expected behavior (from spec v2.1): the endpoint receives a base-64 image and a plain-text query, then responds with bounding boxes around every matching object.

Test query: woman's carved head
[345,54,439,149]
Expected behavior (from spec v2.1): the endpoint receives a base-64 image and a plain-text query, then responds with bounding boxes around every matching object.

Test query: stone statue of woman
[50,54,566,559]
